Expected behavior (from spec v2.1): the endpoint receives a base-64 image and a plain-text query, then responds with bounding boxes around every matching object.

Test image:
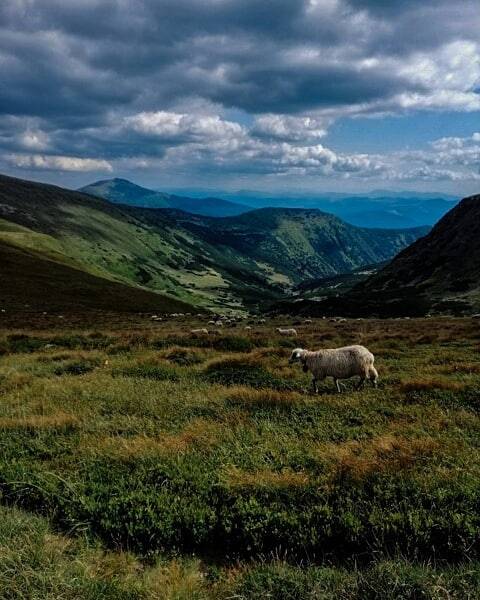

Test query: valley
[0,174,428,315]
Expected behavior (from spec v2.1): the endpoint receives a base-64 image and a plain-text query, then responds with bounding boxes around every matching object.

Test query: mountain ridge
[0,173,429,312]
[80,178,252,217]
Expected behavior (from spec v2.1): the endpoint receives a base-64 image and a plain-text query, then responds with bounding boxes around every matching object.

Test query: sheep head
[289,348,306,365]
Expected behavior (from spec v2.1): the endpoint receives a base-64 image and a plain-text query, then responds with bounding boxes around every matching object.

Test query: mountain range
[80,178,251,217]
[82,177,458,229]
[0,174,428,314]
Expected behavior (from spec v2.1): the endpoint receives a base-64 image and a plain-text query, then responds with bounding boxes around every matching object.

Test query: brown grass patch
[85,549,142,582]
[318,434,440,481]
[400,378,466,393]
[82,418,223,458]
[0,410,79,430]
[223,466,309,489]
[226,387,303,407]
[440,362,480,375]
[0,371,33,392]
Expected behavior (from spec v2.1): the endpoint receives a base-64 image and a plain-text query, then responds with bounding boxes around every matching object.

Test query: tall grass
[1,316,480,597]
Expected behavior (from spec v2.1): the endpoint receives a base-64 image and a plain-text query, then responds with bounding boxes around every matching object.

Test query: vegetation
[1,315,479,598]
[0,174,428,312]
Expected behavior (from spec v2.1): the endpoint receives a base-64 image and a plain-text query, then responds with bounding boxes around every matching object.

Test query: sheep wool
[290,345,378,393]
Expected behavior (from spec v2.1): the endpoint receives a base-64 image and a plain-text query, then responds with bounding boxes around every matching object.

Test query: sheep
[244,325,252,330]
[190,328,208,335]
[276,327,297,336]
[289,345,378,393]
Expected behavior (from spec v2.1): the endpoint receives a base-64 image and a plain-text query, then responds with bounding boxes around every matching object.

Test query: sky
[0,0,479,196]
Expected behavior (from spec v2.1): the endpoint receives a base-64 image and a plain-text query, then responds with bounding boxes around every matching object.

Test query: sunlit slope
[0,238,194,313]
[0,174,429,311]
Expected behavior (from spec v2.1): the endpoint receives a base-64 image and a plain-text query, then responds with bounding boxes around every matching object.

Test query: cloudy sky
[1,0,479,194]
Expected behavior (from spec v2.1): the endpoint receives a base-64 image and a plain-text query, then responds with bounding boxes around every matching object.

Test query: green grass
[1,316,480,598]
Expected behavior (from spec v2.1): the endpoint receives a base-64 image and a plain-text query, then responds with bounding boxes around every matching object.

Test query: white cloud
[252,115,328,142]
[6,153,112,172]
[18,129,50,151]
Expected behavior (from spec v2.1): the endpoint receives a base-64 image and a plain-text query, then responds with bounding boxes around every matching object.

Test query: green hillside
[0,174,428,312]
[0,239,193,314]
[169,208,428,282]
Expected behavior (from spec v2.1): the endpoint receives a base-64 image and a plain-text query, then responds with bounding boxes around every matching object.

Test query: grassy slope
[0,174,428,312]
[0,238,193,313]
[353,194,480,314]
[0,175,284,311]
[170,208,429,282]
[0,316,479,598]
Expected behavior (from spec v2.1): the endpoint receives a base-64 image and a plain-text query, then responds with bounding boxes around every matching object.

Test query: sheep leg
[355,377,366,390]
[312,378,318,394]
[369,366,378,388]
[334,378,344,393]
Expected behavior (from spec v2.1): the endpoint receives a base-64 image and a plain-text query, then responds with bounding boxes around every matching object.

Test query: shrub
[54,360,98,376]
[204,356,298,390]
[163,347,205,366]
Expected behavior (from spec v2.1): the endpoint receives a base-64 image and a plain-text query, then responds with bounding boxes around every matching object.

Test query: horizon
[0,1,479,196]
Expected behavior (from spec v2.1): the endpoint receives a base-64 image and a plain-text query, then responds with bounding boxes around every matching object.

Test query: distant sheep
[289,345,378,393]
[190,328,208,335]
[244,325,252,330]
[276,327,297,336]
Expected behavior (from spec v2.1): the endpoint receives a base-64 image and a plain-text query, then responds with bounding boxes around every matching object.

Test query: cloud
[6,153,112,172]
[0,1,478,188]
[252,115,328,142]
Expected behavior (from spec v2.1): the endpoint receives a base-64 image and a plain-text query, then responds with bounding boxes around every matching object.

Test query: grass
[0,316,480,597]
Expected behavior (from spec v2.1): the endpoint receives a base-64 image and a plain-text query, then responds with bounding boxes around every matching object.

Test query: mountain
[0,238,192,315]
[80,178,251,217]
[349,193,480,315]
[276,194,480,317]
[0,173,429,313]
[165,208,429,283]
[233,194,458,228]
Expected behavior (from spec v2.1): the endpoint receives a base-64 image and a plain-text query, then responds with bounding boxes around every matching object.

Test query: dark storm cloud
[1,0,478,121]
[0,0,478,181]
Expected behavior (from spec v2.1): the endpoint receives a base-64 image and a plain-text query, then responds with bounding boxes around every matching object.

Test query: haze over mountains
[0,174,428,314]
[80,178,251,217]
[82,178,458,229]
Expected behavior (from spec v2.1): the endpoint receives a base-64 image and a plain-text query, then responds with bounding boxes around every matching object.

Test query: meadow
[0,315,479,599]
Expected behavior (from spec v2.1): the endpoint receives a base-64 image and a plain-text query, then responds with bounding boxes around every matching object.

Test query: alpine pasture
[1,315,479,599]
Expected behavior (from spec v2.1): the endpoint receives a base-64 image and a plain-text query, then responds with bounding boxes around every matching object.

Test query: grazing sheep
[191,328,208,335]
[244,325,252,330]
[289,345,378,393]
[276,327,297,336]
[303,319,312,324]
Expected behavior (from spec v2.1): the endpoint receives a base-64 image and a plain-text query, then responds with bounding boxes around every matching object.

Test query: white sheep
[289,345,378,393]
[190,328,208,335]
[276,327,297,336]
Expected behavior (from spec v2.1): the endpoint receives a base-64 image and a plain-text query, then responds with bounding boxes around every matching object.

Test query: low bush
[203,356,298,390]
